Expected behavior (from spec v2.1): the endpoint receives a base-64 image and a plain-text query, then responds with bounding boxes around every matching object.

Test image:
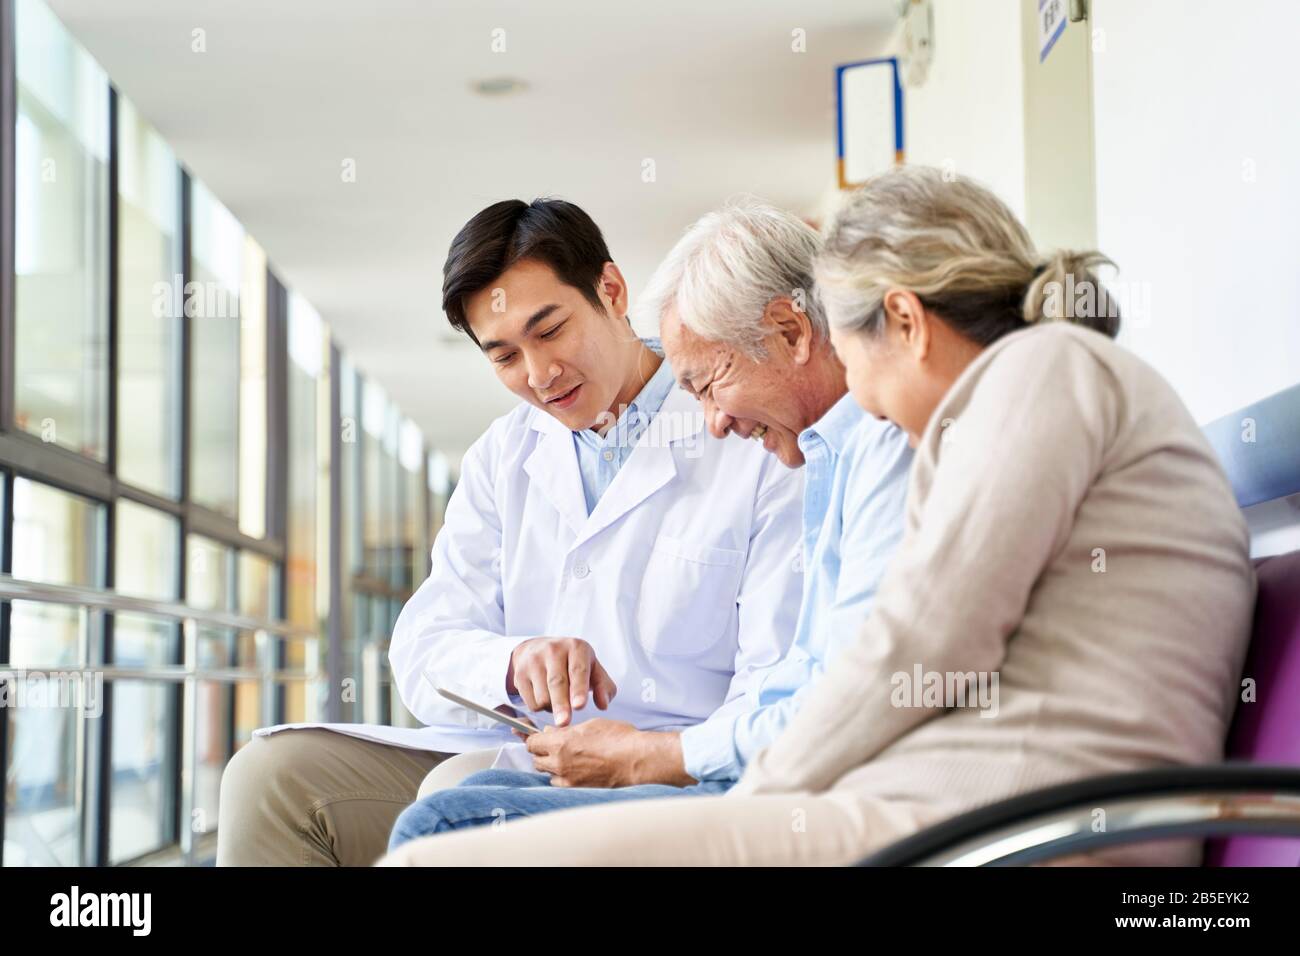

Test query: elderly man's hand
[525,719,696,788]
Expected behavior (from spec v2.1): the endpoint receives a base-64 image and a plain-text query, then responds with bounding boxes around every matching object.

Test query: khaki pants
[216,729,496,866]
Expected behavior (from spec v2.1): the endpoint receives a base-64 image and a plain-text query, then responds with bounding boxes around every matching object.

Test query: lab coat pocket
[636,534,745,657]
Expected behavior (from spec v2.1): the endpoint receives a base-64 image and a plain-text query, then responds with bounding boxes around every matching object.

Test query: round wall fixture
[470,77,529,97]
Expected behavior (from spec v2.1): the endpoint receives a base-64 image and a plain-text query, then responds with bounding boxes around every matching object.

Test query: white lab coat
[254,386,804,758]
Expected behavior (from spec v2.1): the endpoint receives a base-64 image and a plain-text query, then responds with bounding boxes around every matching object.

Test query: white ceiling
[48,0,896,463]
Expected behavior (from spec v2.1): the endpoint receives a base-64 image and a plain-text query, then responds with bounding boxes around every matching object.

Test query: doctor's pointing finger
[507,636,617,727]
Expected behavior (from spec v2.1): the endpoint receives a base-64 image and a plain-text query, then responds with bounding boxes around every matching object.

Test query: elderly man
[382,198,912,859]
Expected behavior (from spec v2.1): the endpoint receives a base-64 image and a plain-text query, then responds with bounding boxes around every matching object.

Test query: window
[3,479,105,866]
[187,180,243,519]
[7,478,103,664]
[1,0,441,865]
[186,534,233,833]
[114,499,178,600]
[236,550,278,743]
[338,359,362,723]
[108,679,175,863]
[286,294,328,721]
[116,98,181,497]
[428,449,451,543]
[399,418,427,595]
[11,0,110,462]
[238,238,268,538]
[107,501,181,861]
[287,292,323,632]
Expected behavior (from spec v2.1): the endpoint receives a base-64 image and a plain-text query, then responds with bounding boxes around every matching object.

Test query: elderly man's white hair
[635,196,827,356]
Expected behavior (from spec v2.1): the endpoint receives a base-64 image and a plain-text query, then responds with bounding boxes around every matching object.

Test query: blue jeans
[388,769,734,851]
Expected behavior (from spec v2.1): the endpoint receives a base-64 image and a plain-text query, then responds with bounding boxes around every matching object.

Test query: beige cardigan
[731,324,1256,858]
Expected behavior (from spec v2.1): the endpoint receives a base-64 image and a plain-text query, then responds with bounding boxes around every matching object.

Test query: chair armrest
[857,763,1300,866]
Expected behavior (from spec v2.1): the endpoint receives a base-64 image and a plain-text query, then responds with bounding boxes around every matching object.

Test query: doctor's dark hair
[442,198,615,345]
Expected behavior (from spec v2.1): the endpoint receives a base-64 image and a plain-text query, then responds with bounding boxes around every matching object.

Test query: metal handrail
[891,791,1300,866]
[1,665,314,682]
[859,765,1300,866]
[1,572,327,867]
[0,573,317,639]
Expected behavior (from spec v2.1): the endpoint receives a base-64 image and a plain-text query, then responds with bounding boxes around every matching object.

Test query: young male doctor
[216,198,804,865]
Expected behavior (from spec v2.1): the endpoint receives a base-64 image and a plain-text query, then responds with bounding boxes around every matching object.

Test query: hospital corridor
[0,0,1298,938]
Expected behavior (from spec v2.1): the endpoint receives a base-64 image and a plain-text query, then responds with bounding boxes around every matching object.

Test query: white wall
[1092,0,1300,424]
[1019,0,1097,252]
[897,0,1027,219]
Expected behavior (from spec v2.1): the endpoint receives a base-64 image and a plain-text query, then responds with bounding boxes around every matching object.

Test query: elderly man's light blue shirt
[571,337,675,515]
[678,392,913,782]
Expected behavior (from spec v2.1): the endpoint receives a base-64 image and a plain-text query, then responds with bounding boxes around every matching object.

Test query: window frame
[0,0,443,865]
[0,4,292,864]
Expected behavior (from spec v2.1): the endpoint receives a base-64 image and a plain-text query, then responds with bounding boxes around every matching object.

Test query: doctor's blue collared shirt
[571,337,675,515]
[678,392,914,782]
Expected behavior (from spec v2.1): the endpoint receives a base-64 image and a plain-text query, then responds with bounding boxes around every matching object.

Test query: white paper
[251,720,513,755]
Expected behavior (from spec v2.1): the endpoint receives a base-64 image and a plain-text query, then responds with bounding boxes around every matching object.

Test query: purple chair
[1204,550,1300,866]
[859,384,1300,866]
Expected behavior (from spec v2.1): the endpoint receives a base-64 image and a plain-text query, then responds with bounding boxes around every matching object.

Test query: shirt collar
[798,391,863,456]
[574,337,674,445]
[626,336,674,418]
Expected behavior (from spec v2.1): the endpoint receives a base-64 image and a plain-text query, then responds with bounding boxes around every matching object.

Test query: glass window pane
[196,626,232,670]
[362,381,397,586]
[11,477,104,587]
[382,410,400,588]
[287,293,323,631]
[283,682,307,723]
[116,97,181,497]
[339,362,361,721]
[280,638,321,724]
[400,419,425,594]
[238,551,277,620]
[428,449,451,548]
[12,0,110,462]
[193,680,230,834]
[114,499,178,600]
[185,534,232,611]
[6,601,81,669]
[188,179,243,519]
[4,705,79,865]
[109,680,175,863]
[112,612,176,668]
[233,681,261,755]
[282,638,311,674]
[238,237,267,538]
[234,631,258,669]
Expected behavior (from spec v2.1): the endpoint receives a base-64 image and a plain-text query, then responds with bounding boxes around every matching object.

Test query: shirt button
[602,450,614,462]
[572,560,590,579]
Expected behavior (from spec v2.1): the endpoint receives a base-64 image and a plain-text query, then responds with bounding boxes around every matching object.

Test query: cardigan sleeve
[730,331,1121,796]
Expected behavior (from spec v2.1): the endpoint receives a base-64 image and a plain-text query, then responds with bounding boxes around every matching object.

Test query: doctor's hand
[506,637,617,728]
[526,720,696,789]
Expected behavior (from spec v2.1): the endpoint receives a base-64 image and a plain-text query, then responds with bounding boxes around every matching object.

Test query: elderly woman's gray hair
[635,196,827,355]
[815,165,1120,345]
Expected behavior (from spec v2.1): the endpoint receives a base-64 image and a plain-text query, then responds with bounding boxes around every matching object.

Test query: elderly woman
[379,166,1254,867]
